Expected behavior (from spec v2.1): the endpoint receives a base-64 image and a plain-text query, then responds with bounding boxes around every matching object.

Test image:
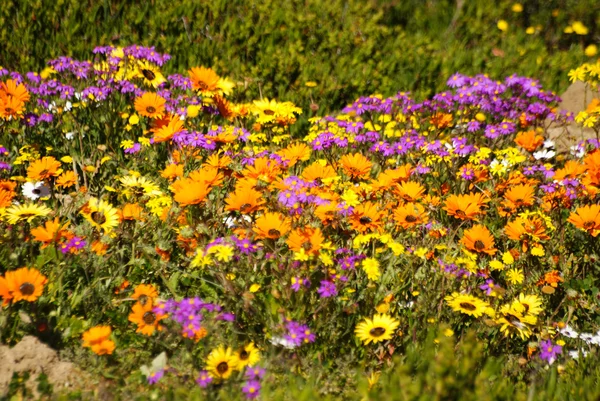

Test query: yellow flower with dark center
[4,203,52,224]
[206,346,238,379]
[233,343,261,369]
[445,292,489,317]
[355,314,399,345]
[135,61,166,88]
[80,198,119,234]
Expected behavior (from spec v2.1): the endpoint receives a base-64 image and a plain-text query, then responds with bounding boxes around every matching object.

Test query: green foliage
[1,0,598,122]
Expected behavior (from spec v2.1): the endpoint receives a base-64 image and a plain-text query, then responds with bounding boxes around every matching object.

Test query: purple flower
[317,280,337,298]
[242,380,261,399]
[147,369,164,385]
[539,340,562,364]
[196,370,213,388]
[245,366,266,380]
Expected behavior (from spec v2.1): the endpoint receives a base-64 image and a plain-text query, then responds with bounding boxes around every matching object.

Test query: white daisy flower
[22,181,50,200]
[533,149,555,160]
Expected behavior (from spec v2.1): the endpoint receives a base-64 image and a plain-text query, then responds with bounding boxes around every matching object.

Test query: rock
[548,81,600,153]
[0,336,81,398]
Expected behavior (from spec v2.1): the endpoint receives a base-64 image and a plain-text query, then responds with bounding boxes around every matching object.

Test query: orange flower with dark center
[393,202,429,229]
[27,156,61,181]
[134,92,166,119]
[286,227,324,255]
[339,153,373,179]
[188,67,220,94]
[241,157,281,184]
[151,114,185,143]
[301,162,337,185]
[128,301,166,336]
[502,184,535,212]
[56,171,78,188]
[225,187,265,214]
[253,212,291,240]
[189,167,224,187]
[444,192,488,221]
[504,215,550,251]
[0,96,25,119]
[4,267,47,302]
[568,204,600,237]
[395,181,426,202]
[514,130,544,152]
[349,202,383,233]
[461,225,497,255]
[31,218,70,248]
[132,284,158,307]
[315,203,339,226]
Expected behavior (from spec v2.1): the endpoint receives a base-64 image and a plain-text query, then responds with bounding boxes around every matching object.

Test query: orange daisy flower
[171,177,212,206]
[253,212,291,240]
[501,184,536,212]
[315,202,339,226]
[151,114,185,143]
[349,202,383,233]
[134,92,166,119]
[132,284,158,306]
[301,162,337,184]
[395,181,426,202]
[0,96,25,119]
[460,225,497,255]
[31,218,70,248]
[128,301,166,336]
[188,66,220,94]
[567,204,600,237]
[26,156,62,181]
[279,143,311,167]
[443,192,488,221]
[4,267,47,302]
[118,203,144,221]
[225,187,265,214]
[393,202,429,229]
[55,171,78,188]
[0,79,30,103]
[161,164,184,180]
[514,130,544,152]
[214,95,236,120]
[82,326,115,355]
[339,153,373,179]
[504,215,550,251]
[286,227,324,255]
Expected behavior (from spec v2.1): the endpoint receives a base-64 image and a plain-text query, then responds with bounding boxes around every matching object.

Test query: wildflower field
[2,1,600,400]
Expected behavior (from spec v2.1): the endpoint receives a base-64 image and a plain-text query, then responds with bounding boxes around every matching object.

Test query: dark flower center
[138,295,148,306]
[143,311,156,325]
[474,240,486,250]
[216,362,229,374]
[263,109,275,116]
[240,203,252,213]
[141,69,156,81]
[239,350,249,360]
[32,188,41,195]
[268,229,280,238]
[359,216,372,225]
[584,221,595,229]
[405,215,417,223]
[369,327,386,337]
[459,302,477,311]
[302,241,312,251]
[455,210,467,217]
[19,282,35,296]
[91,211,107,225]
[146,106,156,114]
